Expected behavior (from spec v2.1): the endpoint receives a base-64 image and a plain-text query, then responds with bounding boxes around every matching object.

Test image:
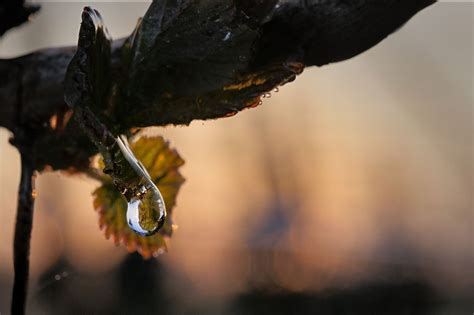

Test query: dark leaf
[117,0,304,127]
[64,6,112,113]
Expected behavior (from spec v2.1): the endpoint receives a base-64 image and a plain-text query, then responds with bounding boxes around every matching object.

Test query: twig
[11,147,37,315]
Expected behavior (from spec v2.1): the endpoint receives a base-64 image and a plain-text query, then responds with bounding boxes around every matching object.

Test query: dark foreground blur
[31,253,472,315]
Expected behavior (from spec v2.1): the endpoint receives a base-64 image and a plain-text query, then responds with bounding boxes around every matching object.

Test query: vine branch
[11,145,37,315]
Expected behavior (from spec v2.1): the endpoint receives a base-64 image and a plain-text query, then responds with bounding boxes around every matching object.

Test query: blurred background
[0,2,472,314]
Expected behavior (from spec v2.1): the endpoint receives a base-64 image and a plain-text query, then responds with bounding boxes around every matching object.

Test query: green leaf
[93,136,185,258]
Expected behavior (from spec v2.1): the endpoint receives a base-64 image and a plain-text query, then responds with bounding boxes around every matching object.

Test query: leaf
[129,0,190,71]
[122,60,304,127]
[126,1,258,98]
[64,6,112,113]
[116,0,305,127]
[92,136,185,258]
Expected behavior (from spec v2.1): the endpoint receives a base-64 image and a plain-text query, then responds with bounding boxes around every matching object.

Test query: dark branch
[0,59,20,131]
[0,0,436,172]
[0,0,40,36]
[11,146,37,315]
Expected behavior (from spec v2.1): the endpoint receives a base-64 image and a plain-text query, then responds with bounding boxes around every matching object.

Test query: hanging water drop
[114,135,167,236]
[273,87,279,93]
[126,182,166,236]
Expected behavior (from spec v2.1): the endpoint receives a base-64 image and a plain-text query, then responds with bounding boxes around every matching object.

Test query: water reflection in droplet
[126,183,166,236]
[115,136,167,236]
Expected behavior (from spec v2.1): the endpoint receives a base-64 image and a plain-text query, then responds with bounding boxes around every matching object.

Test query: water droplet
[223,32,231,41]
[115,136,167,236]
[284,61,304,74]
[258,100,263,105]
[126,183,166,236]
[54,274,61,281]
[273,87,279,93]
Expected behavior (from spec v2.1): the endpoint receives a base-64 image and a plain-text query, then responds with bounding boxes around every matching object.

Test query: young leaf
[93,136,185,258]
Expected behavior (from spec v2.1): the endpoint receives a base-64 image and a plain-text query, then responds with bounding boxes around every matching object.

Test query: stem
[11,148,36,315]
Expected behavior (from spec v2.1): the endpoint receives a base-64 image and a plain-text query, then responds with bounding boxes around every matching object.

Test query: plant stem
[11,149,36,315]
